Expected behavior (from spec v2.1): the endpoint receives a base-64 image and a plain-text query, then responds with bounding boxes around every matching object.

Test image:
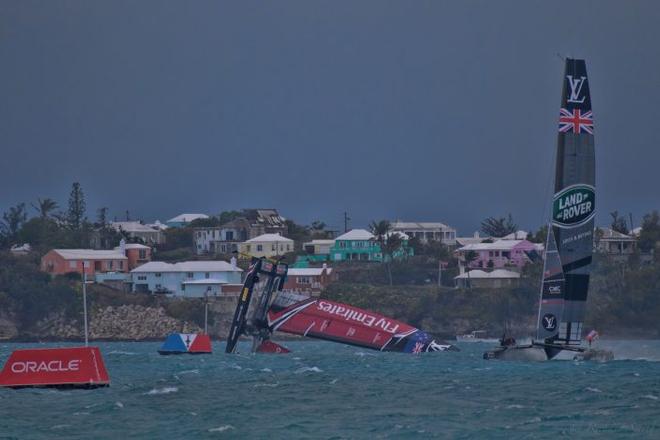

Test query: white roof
[110,221,159,233]
[245,233,293,243]
[598,227,636,240]
[455,237,485,246]
[391,221,454,231]
[458,239,532,252]
[131,260,242,273]
[336,229,374,241]
[182,278,228,285]
[53,249,127,260]
[386,231,410,240]
[502,230,529,240]
[303,239,336,246]
[116,243,150,250]
[455,269,520,280]
[10,243,31,252]
[167,213,209,223]
[288,267,332,276]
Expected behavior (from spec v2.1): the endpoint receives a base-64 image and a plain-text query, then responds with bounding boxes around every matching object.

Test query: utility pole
[82,262,89,347]
[344,211,350,233]
[629,212,634,233]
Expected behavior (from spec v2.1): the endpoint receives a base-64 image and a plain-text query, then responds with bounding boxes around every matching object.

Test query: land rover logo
[552,184,595,228]
[542,314,557,332]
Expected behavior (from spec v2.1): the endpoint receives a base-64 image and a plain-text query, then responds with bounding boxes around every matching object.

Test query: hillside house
[110,221,164,245]
[596,228,638,257]
[239,233,294,258]
[454,269,521,289]
[131,260,242,297]
[282,264,338,295]
[166,213,209,228]
[391,221,457,245]
[455,239,541,270]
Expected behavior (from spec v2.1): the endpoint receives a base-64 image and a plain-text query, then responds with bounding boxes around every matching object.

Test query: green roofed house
[329,229,413,262]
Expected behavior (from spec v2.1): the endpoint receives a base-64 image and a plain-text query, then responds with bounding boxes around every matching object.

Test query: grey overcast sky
[1,1,659,234]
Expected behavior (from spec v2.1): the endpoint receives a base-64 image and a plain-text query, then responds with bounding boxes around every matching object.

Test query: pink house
[455,239,542,270]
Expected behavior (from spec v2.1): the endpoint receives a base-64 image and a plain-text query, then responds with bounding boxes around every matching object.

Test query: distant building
[302,239,336,261]
[329,229,412,262]
[123,243,152,270]
[193,209,288,255]
[241,208,287,236]
[193,219,252,255]
[330,229,381,262]
[10,243,31,256]
[130,260,242,297]
[390,221,457,245]
[110,221,164,245]
[596,228,638,257]
[42,249,128,277]
[239,233,294,259]
[455,239,541,270]
[166,213,209,228]
[455,232,487,247]
[41,241,152,277]
[282,264,338,295]
[501,230,529,240]
[454,269,521,289]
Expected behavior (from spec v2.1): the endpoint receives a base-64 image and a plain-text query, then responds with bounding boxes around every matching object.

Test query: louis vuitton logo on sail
[566,75,587,103]
[552,184,596,228]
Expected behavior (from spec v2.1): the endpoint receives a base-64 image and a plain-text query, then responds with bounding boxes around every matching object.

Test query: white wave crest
[209,425,235,433]
[145,386,179,395]
[642,394,659,400]
[107,350,137,355]
[295,366,323,374]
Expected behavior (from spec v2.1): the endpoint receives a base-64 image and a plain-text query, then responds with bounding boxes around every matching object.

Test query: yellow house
[240,233,294,258]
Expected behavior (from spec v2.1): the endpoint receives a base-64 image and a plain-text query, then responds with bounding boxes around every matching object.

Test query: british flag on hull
[559,108,594,134]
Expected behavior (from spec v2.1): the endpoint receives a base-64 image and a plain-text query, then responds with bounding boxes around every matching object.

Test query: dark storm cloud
[1,1,659,233]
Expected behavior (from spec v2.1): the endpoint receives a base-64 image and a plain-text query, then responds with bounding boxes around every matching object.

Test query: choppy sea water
[1,340,659,439]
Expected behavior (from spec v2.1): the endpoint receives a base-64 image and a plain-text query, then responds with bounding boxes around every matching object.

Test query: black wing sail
[551,58,596,346]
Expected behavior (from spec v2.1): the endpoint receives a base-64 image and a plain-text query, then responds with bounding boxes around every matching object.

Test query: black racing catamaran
[484,58,611,361]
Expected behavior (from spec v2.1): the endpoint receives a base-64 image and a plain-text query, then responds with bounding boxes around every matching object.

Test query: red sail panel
[267,298,420,352]
[0,347,110,388]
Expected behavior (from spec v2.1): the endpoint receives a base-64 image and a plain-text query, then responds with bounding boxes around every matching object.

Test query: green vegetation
[480,214,518,237]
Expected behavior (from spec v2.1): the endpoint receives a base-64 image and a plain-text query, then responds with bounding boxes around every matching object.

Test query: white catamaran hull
[483,345,548,361]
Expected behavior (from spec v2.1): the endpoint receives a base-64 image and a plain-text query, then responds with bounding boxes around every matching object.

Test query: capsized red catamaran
[225,257,458,354]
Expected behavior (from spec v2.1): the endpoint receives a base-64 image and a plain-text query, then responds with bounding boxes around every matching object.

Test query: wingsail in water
[484,58,611,361]
[226,257,458,354]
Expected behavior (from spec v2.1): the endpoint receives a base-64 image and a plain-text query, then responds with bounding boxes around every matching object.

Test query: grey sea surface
[1,340,659,439]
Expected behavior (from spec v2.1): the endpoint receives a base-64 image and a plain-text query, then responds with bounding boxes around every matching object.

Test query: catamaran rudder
[485,58,601,361]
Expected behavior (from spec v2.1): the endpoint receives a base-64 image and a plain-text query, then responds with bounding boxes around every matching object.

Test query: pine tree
[67,182,86,229]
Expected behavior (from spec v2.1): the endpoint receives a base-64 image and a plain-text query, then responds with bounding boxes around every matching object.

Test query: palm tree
[369,220,391,248]
[463,250,478,289]
[31,198,58,219]
[381,232,403,285]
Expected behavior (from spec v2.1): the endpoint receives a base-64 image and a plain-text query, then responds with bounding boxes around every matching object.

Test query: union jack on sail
[558,108,593,134]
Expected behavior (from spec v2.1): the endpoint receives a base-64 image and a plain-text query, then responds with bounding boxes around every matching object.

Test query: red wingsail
[267,298,456,353]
